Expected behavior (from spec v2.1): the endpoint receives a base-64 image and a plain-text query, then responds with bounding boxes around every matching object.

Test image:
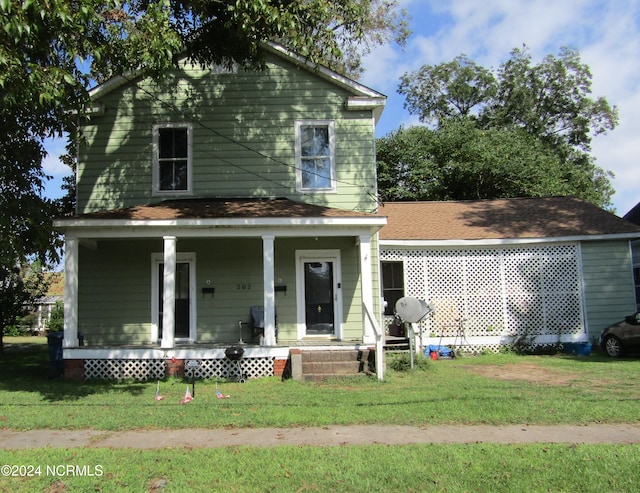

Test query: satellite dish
[395,297,433,323]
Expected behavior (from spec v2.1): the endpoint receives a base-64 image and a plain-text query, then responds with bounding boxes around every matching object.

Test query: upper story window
[153,123,193,195]
[295,120,336,192]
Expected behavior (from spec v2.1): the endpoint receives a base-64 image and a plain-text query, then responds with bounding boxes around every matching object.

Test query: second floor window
[295,120,336,192]
[153,123,192,195]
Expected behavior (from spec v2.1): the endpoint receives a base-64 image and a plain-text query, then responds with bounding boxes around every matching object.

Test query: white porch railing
[363,303,385,380]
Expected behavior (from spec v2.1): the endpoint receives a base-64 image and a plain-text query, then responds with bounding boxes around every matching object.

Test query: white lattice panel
[185,358,274,380]
[543,254,580,293]
[406,255,427,300]
[503,249,542,293]
[505,294,544,334]
[83,357,275,381]
[84,359,165,381]
[544,292,582,334]
[427,253,465,298]
[381,243,585,348]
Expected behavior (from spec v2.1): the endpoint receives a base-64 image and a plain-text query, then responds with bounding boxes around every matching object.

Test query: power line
[115,73,381,210]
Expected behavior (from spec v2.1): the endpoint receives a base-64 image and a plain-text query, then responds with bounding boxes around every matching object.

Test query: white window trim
[150,252,197,343]
[152,123,194,196]
[295,120,336,193]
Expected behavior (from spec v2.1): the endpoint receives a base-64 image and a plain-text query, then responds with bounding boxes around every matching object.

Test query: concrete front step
[290,349,376,381]
[302,372,373,382]
[301,360,363,375]
[301,350,369,362]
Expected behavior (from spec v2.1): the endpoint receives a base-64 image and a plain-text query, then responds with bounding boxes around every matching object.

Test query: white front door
[296,250,342,339]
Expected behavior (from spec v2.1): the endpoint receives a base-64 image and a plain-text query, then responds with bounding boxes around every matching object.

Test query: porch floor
[68,340,370,350]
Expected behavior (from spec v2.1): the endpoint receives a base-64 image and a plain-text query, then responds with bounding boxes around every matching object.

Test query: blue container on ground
[561,342,592,356]
[425,345,454,358]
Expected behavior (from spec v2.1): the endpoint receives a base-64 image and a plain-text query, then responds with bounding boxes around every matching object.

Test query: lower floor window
[381,261,405,316]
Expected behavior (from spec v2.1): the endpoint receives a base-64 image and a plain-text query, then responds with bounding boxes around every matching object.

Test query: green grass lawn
[0,337,639,492]
[1,337,639,430]
[0,444,637,492]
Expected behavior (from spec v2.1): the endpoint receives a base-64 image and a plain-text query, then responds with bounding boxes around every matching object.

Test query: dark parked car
[600,312,640,357]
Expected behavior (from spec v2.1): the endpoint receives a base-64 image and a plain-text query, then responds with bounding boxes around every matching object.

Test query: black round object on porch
[225,346,244,361]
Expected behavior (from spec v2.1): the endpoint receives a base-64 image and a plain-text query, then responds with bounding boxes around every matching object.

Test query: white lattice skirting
[382,243,587,351]
[83,358,275,381]
[84,359,166,381]
[184,358,274,380]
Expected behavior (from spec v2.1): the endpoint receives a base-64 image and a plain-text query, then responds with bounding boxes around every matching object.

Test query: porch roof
[54,197,386,237]
[71,197,378,220]
[378,196,640,242]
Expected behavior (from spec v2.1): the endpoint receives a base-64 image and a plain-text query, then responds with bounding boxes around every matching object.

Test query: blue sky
[43,0,640,215]
[361,0,640,214]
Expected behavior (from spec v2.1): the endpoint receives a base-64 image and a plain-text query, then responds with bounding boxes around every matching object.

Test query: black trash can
[46,331,64,378]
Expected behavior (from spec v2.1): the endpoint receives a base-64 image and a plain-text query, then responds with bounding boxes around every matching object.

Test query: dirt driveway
[462,361,583,385]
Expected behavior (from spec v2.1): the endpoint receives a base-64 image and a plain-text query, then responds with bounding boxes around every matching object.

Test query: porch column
[262,235,276,346]
[359,234,375,344]
[63,235,79,347]
[161,236,177,349]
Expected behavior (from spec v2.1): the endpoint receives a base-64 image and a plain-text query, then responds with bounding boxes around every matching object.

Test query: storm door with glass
[296,251,342,338]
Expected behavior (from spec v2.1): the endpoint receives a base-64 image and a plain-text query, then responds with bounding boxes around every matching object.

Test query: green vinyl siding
[274,237,363,342]
[76,236,380,345]
[78,241,156,345]
[581,240,637,340]
[79,54,378,214]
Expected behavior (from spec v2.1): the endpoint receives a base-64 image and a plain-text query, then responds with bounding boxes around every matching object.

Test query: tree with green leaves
[0,119,61,349]
[48,302,65,333]
[0,262,50,351]
[377,122,574,203]
[1,0,409,345]
[389,47,618,208]
[398,54,497,125]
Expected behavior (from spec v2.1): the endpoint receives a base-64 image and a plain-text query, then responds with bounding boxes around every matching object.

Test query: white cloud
[592,91,640,215]
[42,137,71,178]
[577,3,640,214]
[360,43,403,95]
[42,153,71,179]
